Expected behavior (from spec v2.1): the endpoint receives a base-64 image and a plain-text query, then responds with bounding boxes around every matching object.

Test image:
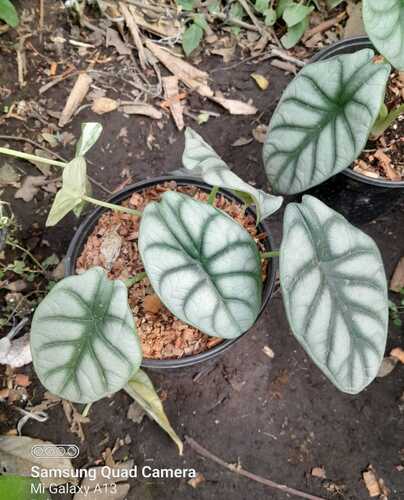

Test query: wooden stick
[304,12,346,39]
[237,0,264,34]
[119,2,147,70]
[185,436,326,500]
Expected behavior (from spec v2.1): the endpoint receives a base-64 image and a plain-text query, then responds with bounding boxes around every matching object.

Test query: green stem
[207,186,219,205]
[124,271,147,288]
[6,238,46,272]
[82,195,142,217]
[82,403,92,417]
[261,250,280,259]
[0,147,66,168]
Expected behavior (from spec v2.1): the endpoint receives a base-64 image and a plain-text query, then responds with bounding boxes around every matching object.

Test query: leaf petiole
[0,147,66,168]
[261,250,280,259]
[207,186,219,205]
[82,195,143,218]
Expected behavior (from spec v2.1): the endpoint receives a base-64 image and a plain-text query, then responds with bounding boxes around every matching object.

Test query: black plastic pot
[65,176,277,370]
[307,36,404,225]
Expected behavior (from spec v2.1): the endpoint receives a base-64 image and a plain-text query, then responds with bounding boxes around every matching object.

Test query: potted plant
[263,0,404,223]
[0,121,389,399]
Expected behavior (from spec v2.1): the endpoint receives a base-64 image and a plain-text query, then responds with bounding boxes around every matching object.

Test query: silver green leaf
[31,267,142,403]
[46,157,87,226]
[263,49,391,194]
[75,122,103,157]
[138,191,262,339]
[280,195,388,394]
[124,369,183,455]
[363,0,404,70]
[183,127,283,221]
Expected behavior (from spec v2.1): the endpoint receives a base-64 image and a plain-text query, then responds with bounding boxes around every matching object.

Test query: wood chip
[374,149,401,181]
[59,73,92,127]
[390,257,404,292]
[121,103,162,119]
[145,40,213,97]
[143,294,162,314]
[91,97,119,115]
[119,2,147,70]
[163,76,184,131]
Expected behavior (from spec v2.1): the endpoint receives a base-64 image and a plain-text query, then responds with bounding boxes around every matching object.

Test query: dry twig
[119,2,147,70]
[185,436,326,500]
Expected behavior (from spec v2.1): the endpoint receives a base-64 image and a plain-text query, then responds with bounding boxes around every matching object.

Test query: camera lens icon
[31,444,79,459]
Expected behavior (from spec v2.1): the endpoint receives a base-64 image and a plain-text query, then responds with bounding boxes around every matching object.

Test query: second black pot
[65,176,277,370]
[307,37,404,225]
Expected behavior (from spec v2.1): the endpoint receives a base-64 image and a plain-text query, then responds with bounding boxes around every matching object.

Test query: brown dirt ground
[1,2,404,500]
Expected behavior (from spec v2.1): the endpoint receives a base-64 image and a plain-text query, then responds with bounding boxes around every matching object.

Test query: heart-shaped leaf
[138,191,262,339]
[183,127,283,221]
[0,0,19,27]
[75,122,103,157]
[280,195,388,394]
[363,0,404,70]
[263,49,391,194]
[283,3,314,27]
[125,369,183,454]
[31,267,142,403]
[46,157,87,226]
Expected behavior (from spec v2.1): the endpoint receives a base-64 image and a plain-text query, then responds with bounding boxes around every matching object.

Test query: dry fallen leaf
[311,466,326,479]
[362,465,389,498]
[59,72,92,127]
[252,124,267,143]
[14,176,47,202]
[92,97,119,115]
[121,103,162,120]
[0,436,76,488]
[62,400,90,443]
[127,401,146,424]
[163,76,184,131]
[0,334,32,368]
[232,137,252,147]
[188,472,205,488]
[145,40,213,97]
[363,466,381,497]
[106,28,131,56]
[263,345,275,359]
[119,2,147,69]
[210,95,257,115]
[390,257,404,292]
[390,347,404,364]
[251,73,269,90]
[0,163,20,188]
[144,294,162,314]
[377,356,398,377]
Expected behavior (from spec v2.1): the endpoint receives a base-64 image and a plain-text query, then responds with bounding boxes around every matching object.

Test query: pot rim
[311,36,404,189]
[65,175,277,369]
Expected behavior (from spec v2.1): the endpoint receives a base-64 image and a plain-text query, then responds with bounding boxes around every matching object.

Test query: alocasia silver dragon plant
[0,43,395,452]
